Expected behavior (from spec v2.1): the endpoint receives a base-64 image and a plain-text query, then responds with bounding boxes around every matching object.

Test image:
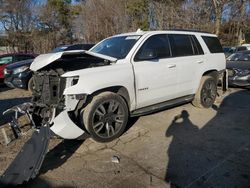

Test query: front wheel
[83,92,129,143]
[192,75,217,108]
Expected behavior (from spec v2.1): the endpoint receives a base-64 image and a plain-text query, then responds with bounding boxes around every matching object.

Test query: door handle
[197,60,204,64]
[168,64,176,68]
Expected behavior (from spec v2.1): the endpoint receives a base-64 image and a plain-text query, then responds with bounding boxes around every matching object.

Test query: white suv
[30,30,226,142]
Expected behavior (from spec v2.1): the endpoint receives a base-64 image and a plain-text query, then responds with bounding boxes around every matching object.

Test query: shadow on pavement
[40,139,84,174]
[0,178,75,188]
[0,97,31,126]
[165,90,250,188]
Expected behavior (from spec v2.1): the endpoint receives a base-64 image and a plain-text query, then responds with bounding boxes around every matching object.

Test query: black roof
[169,29,211,34]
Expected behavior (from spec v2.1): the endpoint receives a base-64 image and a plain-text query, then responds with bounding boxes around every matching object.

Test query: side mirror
[136,49,158,61]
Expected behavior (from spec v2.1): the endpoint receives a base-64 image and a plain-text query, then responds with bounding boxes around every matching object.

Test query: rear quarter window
[202,36,223,53]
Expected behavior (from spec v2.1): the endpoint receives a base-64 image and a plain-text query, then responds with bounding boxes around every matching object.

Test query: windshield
[228,53,250,61]
[90,35,141,59]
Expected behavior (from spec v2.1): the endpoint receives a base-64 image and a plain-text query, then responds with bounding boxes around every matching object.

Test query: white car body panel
[62,61,137,110]
[50,110,85,139]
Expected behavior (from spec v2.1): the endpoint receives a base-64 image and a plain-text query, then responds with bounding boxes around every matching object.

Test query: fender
[62,62,136,111]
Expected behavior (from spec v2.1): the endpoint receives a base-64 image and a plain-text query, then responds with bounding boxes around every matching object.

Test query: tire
[192,75,217,108]
[83,92,129,143]
[28,77,34,93]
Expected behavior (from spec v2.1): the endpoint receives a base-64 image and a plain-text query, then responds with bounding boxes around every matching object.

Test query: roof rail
[168,29,212,34]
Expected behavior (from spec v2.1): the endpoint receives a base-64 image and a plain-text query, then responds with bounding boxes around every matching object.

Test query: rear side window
[168,34,194,57]
[202,36,223,53]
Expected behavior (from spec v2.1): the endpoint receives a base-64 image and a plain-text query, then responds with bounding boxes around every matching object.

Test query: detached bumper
[50,110,86,139]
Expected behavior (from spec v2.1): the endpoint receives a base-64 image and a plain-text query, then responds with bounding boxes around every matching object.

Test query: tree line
[0,0,249,54]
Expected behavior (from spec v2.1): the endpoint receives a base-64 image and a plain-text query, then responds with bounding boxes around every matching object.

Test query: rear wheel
[83,92,128,142]
[192,75,217,108]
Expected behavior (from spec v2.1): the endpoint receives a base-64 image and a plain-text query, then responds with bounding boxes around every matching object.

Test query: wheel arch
[202,70,219,83]
[88,86,131,110]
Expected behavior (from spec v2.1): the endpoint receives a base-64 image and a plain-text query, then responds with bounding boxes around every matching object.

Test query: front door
[131,34,179,109]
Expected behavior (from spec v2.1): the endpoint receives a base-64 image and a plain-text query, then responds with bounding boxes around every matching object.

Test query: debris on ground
[111,156,120,164]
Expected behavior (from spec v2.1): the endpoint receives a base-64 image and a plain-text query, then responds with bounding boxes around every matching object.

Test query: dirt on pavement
[0,85,250,188]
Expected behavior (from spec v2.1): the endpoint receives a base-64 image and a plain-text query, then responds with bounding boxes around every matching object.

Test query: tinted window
[237,46,247,52]
[67,44,94,51]
[135,34,170,61]
[169,34,194,57]
[91,35,141,59]
[15,55,33,62]
[0,56,13,65]
[202,36,223,53]
[191,36,204,55]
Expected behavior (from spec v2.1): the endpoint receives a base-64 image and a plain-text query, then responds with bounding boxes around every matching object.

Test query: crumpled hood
[30,50,117,71]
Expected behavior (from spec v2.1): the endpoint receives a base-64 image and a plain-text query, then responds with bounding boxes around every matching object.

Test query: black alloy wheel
[83,92,128,142]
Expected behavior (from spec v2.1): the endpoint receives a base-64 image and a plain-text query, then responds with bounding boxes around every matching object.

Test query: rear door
[131,34,179,109]
[168,34,205,96]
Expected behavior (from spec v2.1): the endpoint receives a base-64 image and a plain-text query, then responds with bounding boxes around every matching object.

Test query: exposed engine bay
[30,52,112,127]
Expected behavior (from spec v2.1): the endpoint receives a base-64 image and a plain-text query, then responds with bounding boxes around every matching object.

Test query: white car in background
[242,44,250,50]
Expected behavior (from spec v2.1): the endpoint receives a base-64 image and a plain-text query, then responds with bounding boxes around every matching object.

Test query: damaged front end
[30,50,116,139]
[31,70,86,139]
[0,50,116,186]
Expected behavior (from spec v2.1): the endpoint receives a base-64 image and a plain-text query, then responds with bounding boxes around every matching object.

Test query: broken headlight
[72,76,79,86]
[65,76,79,88]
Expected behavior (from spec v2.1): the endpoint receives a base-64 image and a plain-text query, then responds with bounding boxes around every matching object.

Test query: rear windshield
[202,36,223,53]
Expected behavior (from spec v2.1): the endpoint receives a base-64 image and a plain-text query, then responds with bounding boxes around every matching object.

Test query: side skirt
[131,95,195,117]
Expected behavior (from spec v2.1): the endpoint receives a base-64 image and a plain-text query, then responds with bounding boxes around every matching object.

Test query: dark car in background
[223,46,248,57]
[0,53,36,82]
[51,44,95,53]
[4,59,34,91]
[4,44,94,91]
[227,50,250,87]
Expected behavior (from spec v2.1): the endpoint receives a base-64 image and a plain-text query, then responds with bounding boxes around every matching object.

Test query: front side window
[91,35,141,59]
[0,56,13,65]
[168,34,194,57]
[134,34,171,61]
